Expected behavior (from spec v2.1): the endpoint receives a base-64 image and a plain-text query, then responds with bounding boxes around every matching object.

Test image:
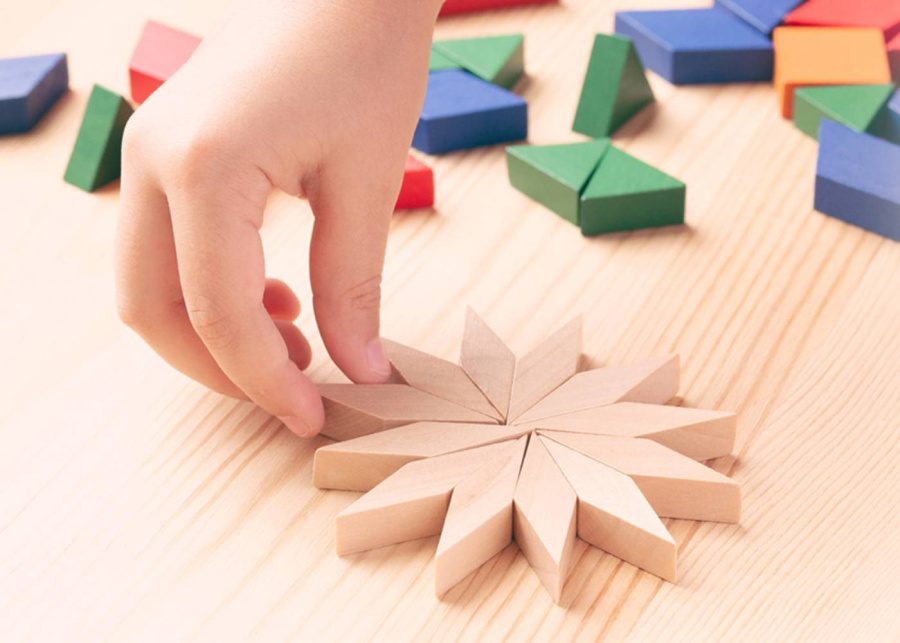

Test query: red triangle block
[129,20,201,104]
[784,0,900,40]
[395,154,435,211]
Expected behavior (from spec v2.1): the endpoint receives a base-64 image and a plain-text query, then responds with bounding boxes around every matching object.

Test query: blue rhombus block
[0,53,69,134]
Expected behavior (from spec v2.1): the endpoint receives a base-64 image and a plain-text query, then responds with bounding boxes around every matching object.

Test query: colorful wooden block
[439,0,557,17]
[888,32,900,82]
[869,89,900,144]
[792,83,895,139]
[614,7,774,85]
[773,27,891,118]
[714,0,804,35]
[413,70,527,154]
[63,85,134,192]
[0,53,68,134]
[128,20,201,104]
[572,34,654,138]
[395,154,434,211]
[814,119,900,241]
[429,47,462,72]
[784,0,900,40]
[432,35,524,89]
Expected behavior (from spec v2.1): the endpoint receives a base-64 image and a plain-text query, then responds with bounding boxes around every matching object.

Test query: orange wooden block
[773,27,891,117]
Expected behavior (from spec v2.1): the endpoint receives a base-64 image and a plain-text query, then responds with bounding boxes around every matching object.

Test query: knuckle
[185,294,239,352]
[341,275,382,312]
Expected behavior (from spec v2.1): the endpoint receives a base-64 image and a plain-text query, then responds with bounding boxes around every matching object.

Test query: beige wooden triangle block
[384,339,502,421]
[515,355,680,424]
[542,431,740,523]
[319,383,497,441]
[459,308,516,421]
[335,440,521,556]
[507,316,583,423]
[513,434,577,603]
[531,402,736,461]
[434,435,527,597]
[540,436,677,582]
[314,421,530,492]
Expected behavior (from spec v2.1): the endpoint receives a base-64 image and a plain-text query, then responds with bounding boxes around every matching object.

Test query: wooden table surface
[2,0,899,640]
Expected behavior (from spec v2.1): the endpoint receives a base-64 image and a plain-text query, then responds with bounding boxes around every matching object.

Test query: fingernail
[366,337,393,379]
[279,414,313,437]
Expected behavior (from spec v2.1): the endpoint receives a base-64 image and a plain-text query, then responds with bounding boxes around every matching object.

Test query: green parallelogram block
[429,46,462,72]
[64,84,133,192]
[506,139,610,224]
[573,34,654,138]
[433,34,524,89]
[580,146,684,236]
[793,83,895,140]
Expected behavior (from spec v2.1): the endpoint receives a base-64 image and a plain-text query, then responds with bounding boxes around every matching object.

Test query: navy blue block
[0,53,68,134]
[715,0,802,35]
[870,89,900,145]
[815,119,900,241]
[413,69,527,154]
[614,7,773,85]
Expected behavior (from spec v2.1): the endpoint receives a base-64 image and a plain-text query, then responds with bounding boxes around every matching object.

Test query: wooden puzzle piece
[0,53,68,134]
[434,436,527,596]
[128,20,201,104]
[429,47,462,72]
[335,440,520,556]
[814,119,900,241]
[541,432,741,522]
[869,88,900,145]
[614,7,773,85]
[460,308,517,421]
[395,154,435,211]
[384,339,500,420]
[432,35,524,90]
[792,83,895,140]
[783,0,900,40]
[773,27,890,118]
[439,0,557,17]
[541,436,677,581]
[507,316,582,423]
[314,421,529,491]
[318,383,497,441]
[714,0,804,35]
[412,70,527,155]
[63,85,134,192]
[515,355,679,424]
[572,34,654,138]
[529,402,736,461]
[513,435,577,603]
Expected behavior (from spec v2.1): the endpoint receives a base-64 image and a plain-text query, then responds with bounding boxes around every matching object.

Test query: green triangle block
[429,46,462,72]
[433,35,524,89]
[793,84,895,140]
[64,84,133,192]
[579,146,684,236]
[507,139,611,224]
[573,34,654,138]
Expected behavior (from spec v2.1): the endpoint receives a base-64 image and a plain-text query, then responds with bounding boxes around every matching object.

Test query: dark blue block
[413,69,527,154]
[614,7,773,85]
[715,0,803,35]
[0,53,68,134]
[870,89,900,145]
[815,119,900,241]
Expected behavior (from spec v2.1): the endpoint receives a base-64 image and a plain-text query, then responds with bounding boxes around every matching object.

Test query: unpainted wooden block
[792,84,895,139]
[0,53,68,134]
[432,34,524,89]
[459,308,517,421]
[128,20,201,104]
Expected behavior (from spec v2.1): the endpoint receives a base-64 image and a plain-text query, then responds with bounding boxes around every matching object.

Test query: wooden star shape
[313,309,741,603]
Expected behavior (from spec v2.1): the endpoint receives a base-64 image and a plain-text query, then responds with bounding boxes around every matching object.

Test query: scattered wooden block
[541,436,677,581]
[714,0,804,35]
[513,435,577,603]
[773,27,890,118]
[869,88,900,144]
[394,154,435,211]
[783,0,900,40]
[413,70,527,154]
[814,119,900,241]
[792,83,895,139]
[0,53,68,134]
[614,7,774,85]
[429,47,462,72]
[128,20,201,104]
[579,146,685,236]
[572,34,654,137]
[63,85,134,192]
[435,435,527,596]
[432,34,524,89]
[459,308,517,421]
[439,0,557,17]
[889,33,900,82]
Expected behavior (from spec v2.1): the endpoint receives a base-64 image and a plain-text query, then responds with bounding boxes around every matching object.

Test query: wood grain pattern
[460,307,517,420]
[2,0,899,639]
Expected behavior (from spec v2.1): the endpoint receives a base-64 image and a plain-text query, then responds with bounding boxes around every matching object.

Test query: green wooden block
[63,84,133,192]
[429,46,462,72]
[580,146,684,236]
[507,139,610,224]
[432,35,524,89]
[792,84,895,140]
[573,34,654,138]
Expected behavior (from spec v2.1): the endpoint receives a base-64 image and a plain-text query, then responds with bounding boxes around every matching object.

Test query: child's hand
[115,0,441,437]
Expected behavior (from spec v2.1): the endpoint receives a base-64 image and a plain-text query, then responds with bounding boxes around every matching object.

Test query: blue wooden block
[413,69,527,154]
[614,7,773,85]
[815,119,900,241]
[0,53,68,134]
[869,89,900,145]
[714,0,803,35]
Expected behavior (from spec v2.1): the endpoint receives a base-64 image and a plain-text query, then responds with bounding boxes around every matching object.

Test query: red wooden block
[395,154,434,211]
[440,0,558,17]
[129,20,201,104]
[784,0,900,40]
